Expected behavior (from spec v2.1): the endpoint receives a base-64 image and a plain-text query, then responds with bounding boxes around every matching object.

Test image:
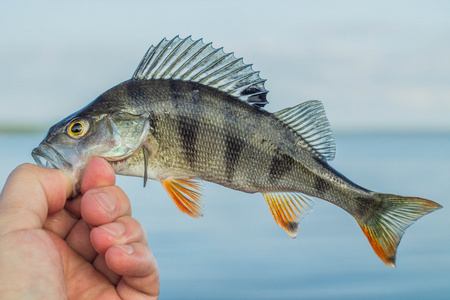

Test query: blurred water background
[1,1,449,299]
[0,133,449,299]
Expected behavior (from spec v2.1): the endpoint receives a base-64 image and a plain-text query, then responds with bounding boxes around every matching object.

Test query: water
[0,133,449,299]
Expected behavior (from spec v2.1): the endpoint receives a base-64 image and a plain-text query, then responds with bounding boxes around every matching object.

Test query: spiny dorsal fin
[133,36,269,108]
[161,177,204,218]
[275,100,336,161]
[262,192,315,238]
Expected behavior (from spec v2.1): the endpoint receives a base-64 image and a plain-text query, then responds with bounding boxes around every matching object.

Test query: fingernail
[117,244,134,255]
[93,192,116,214]
[100,222,125,237]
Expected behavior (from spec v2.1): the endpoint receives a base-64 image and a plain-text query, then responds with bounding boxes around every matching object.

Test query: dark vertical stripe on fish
[191,83,202,104]
[224,134,244,182]
[126,80,139,99]
[147,111,158,133]
[313,176,329,193]
[177,115,199,168]
[269,150,293,183]
[170,80,180,100]
[312,155,370,193]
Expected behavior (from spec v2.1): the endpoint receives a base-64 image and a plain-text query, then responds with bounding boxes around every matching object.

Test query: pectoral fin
[161,178,204,218]
[263,192,315,238]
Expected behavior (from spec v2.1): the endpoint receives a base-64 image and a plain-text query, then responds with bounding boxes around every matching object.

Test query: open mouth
[32,143,72,170]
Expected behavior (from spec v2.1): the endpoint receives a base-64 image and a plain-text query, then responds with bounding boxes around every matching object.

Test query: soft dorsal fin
[275,100,336,161]
[262,192,315,238]
[133,36,269,108]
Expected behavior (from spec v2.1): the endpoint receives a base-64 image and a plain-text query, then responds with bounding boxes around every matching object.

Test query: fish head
[32,105,150,196]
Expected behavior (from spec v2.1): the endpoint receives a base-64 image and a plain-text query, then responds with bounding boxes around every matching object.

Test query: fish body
[32,36,441,267]
[103,79,368,214]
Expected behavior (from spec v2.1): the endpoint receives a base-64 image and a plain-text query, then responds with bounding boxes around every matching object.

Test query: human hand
[0,157,159,299]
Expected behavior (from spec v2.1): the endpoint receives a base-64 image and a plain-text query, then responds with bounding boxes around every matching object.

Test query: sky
[1,0,449,133]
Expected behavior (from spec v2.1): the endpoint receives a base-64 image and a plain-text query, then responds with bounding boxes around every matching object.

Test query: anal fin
[161,178,204,218]
[263,192,315,238]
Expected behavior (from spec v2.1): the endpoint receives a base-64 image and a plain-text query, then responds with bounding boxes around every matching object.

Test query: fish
[32,36,442,267]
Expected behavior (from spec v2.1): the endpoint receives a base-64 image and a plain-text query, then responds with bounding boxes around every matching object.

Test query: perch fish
[32,36,442,267]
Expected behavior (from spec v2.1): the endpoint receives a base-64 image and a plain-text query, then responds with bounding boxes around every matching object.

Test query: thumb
[0,164,72,235]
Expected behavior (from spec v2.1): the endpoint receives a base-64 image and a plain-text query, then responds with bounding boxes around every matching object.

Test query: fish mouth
[32,143,72,170]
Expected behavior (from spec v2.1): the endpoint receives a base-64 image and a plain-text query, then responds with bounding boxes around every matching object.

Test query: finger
[47,231,118,299]
[64,194,82,218]
[64,157,115,218]
[0,164,72,234]
[92,254,121,285]
[80,157,115,194]
[81,186,132,227]
[43,208,79,239]
[106,243,159,298]
[64,219,98,262]
[90,216,148,255]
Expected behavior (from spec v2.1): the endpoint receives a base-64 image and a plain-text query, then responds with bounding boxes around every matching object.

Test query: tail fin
[356,194,442,267]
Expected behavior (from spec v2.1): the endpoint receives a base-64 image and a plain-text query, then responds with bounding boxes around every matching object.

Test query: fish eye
[67,119,89,139]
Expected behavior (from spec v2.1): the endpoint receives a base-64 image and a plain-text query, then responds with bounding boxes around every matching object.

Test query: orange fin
[356,193,442,268]
[161,178,204,218]
[263,192,315,238]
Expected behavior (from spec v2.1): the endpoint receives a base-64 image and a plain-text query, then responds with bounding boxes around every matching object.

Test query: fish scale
[32,36,442,267]
[129,81,295,190]
[110,80,366,206]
